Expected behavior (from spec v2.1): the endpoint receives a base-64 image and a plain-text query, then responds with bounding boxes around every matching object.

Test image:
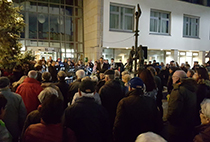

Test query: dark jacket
[195,79,210,125]
[63,97,111,142]
[99,79,125,129]
[68,79,81,104]
[55,80,69,109]
[96,63,109,73]
[167,78,197,138]
[113,89,163,142]
[194,123,210,142]
[48,65,58,82]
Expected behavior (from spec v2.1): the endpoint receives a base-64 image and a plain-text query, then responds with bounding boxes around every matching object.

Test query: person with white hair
[21,87,59,139]
[16,70,43,114]
[135,132,166,142]
[167,70,197,142]
[194,99,210,141]
[68,69,85,104]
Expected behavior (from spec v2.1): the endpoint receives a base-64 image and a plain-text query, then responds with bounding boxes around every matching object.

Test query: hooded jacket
[16,77,43,114]
[167,78,197,136]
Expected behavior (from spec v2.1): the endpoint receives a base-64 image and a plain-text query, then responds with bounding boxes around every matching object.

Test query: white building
[95,0,210,66]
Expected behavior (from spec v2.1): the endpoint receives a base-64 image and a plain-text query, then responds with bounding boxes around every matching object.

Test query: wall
[103,0,210,52]
[83,0,103,61]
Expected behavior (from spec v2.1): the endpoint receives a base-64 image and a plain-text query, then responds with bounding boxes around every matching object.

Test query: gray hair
[28,70,37,79]
[122,74,131,83]
[76,69,85,79]
[201,99,210,119]
[38,87,59,103]
[115,70,120,78]
[135,132,166,142]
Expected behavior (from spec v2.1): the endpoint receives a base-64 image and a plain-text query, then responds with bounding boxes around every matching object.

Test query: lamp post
[134,4,142,76]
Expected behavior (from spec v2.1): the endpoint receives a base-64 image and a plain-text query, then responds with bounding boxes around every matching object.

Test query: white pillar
[198,51,206,65]
[171,49,179,62]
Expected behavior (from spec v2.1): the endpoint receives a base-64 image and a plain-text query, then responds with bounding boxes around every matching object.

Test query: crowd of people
[0,56,210,142]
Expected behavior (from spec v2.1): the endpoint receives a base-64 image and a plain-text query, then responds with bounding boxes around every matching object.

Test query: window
[150,10,170,35]
[183,15,199,38]
[110,3,134,32]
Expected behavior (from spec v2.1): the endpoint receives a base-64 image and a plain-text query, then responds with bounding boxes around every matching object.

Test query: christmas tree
[0,0,34,72]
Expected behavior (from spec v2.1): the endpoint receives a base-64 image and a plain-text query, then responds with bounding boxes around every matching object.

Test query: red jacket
[16,77,43,114]
[23,122,77,142]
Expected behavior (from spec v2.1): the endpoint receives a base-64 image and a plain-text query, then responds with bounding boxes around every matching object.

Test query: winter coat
[16,77,43,114]
[113,89,163,142]
[194,123,210,142]
[0,88,26,141]
[63,97,111,142]
[23,122,77,142]
[167,78,197,139]
[195,79,210,125]
[71,92,101,105]
[55,80,70,109]
[48,65,58,82]
[99,79,125,129]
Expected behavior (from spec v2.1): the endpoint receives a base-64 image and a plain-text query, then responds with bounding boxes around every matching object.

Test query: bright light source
[107,46,109,49]
[126,47,128,49]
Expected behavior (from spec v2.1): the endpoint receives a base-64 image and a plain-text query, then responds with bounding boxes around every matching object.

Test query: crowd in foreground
[0,57,210,142]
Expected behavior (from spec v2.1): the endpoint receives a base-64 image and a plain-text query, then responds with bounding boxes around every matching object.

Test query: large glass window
[150,10,170,35]
[183,15,199,38]
[29,12,37,39]
[38,14,49,39]
[110,3,134,32]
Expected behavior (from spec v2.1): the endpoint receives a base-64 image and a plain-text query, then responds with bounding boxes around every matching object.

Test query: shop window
[183,15,199,38]
[110,3,134,32]
[150,10,170,35]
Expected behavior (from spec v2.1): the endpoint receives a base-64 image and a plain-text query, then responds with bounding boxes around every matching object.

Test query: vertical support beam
[171,49,178,62]
[198,51,205,65]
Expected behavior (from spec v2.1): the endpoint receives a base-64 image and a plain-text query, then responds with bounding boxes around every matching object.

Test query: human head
[90,75,98,83]
[193,67,209,81]
[34,64,42,71]
[128,77,145,93]
[153,60,156,63]
[51,61,56,66]
[122,74,131,84]
[111,58,114,63]
[132,46,134,50]
[99,73,105,80]
[40,95,63,124]
[78,79,95,96]
[76,69,85,79]
[104,70,115,82]
[0,94,7,119]
[187,69,195,78]
[38,87,59,103]
[28,70,37,79]
[100,57,103,63]
[57,71,66,81]
[114,70,120,79]
[147,66,157,76]
[0,77,10,89]
[138,69,156,92]
[172,70,187,84]
[200,99,210,125]
[121,70,129,77]
[135,132,167,142]
[42,72,52,82]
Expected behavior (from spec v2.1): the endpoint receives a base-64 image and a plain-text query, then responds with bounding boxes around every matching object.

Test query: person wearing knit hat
[0,77,26,141]
[167,70,197,142]
[113,77,163,142]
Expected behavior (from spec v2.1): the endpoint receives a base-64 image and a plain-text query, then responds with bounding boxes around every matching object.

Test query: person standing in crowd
[0,94,11,142]
[187,69,195,78]
[99,70,125,130]
[16,70,43,114]
[48,61,58,82]
[63,79,111,142]
[97,57,109,73]
[23,95,77,142]
[0,77,26,142]
[167,70,197,142]
[167,67,180,95]
[68,69,85,104]
[113,77,163,142]
[147,66,163,118]
[122,74,131,94]
[192,67,210,125]
[192,61,200,70]
[135,132,166,142]
[138,69,157,100]
[110,58,116,70]
[55,71,69,109]
[194,99,210,142]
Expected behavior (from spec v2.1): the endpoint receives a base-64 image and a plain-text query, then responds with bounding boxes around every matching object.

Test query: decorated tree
[0,0,35,72]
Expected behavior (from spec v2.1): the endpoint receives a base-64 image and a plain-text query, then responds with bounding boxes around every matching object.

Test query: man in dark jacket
[113,77,163,142]
[99,70,125,130]
[48,61,58,82]
[167,70,197,142]
[63,79,111,142]
[97,57,109,73]
[68,69,85,104]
